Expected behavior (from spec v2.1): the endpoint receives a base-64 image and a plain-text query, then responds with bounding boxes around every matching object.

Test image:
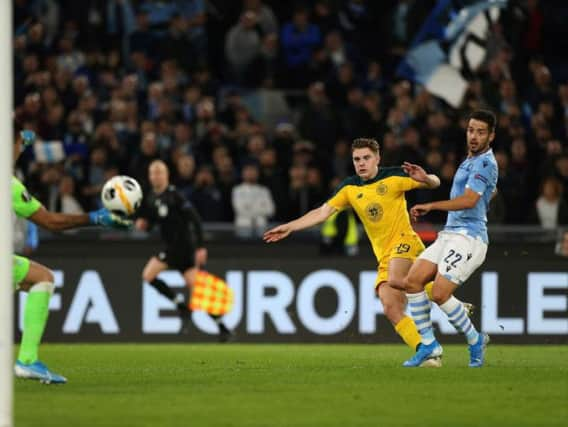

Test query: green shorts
[13,255,30,288]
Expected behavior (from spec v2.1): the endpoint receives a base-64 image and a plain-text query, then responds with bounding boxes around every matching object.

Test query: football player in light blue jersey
[401,110,498,368]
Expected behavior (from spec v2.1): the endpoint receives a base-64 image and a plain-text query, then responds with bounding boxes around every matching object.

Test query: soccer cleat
[469,333,490,367]
[420,356,443,368]
[463,302,476,317]
[15,360,67,384]
[403,341,443,367]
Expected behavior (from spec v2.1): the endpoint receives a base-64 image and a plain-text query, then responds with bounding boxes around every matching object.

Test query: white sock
[439,296,479,345]
[407,291,435,345]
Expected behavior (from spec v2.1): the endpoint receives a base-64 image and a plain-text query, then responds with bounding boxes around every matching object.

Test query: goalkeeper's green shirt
[12,176,41,220]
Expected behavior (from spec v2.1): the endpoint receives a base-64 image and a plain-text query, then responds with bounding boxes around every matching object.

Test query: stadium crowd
[13,0,568,228]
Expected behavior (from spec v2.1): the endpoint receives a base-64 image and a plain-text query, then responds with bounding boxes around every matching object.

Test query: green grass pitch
[14,344,568,427]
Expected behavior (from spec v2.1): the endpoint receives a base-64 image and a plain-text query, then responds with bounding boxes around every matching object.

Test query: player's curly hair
[351,138,380,154]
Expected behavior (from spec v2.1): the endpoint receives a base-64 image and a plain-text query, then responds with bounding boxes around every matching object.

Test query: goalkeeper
[12,129,131,384]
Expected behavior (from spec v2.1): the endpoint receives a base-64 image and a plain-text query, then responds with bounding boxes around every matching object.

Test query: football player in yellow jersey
[264,138,459,363]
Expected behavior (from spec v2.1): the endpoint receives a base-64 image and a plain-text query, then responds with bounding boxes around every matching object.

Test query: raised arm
[410,188,481,219]
[263,203,337,243]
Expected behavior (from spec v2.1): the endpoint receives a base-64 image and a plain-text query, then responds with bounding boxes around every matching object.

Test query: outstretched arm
[263,203,337,243]
[29,206,132,231]
[410,188,481,219]
[29,207,90,231]
[402,162,440,189]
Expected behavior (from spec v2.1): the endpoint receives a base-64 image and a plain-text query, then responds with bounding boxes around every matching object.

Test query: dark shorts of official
[156,247,195,272]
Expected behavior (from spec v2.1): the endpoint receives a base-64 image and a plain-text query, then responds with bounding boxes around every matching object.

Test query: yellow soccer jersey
[327,167,425,262]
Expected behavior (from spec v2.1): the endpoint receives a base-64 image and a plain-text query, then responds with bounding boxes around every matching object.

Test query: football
[101,175,143,216]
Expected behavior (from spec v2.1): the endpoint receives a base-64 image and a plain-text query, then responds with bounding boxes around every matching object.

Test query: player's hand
[89,208,133,229]
[409,203,432,221]
[195,247,207,267]
[263,224,292,243]
[402,162,428,183]
[20,129,36,146]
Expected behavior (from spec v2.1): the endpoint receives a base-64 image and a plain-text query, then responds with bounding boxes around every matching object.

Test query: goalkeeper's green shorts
[13,255,30,288]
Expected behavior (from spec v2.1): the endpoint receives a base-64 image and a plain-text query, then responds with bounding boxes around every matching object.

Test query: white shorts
[418,231,488,285]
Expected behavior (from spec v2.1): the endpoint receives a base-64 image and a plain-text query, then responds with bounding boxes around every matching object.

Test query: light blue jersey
[445,149,498,243]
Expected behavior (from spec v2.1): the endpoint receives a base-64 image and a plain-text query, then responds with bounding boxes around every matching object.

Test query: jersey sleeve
[397,176,424,192]
[12,178,42,218]
[466,159,495,196]
[327,186,350,211]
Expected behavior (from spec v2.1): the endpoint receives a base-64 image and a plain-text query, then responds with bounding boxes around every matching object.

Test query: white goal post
[0,1,14,426]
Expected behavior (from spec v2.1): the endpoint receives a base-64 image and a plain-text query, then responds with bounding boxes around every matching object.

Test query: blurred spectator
[258,147,287,220]
[174,153,196,200]
[129,132,161,189]
[280,6,321,88]
[56,37,85,74]
[320,207,359,256]
[176,0,208,63]
[554,154,568,203]
[128,8,157,59]
[215,154,237,222]
[14,217,39,256]
[11,1,568,228]
[285,162,323,219]
[326,62,357,107]
[529,176,568,228]
[298,81,339,151]
[106,0,136,56]
[225,11,262,85]
[342,87,379,141]
[232,163,275,237]
[82,146,108,209]
[55,175,84,214]
[331,140,353,179]
[312,0,339,36]
[243,0,278,35]
[162,14,196,71]
[249,32,280,88]
[191,166,225,221]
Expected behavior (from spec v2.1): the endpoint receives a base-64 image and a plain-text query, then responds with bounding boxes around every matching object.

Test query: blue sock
[440,296,479,345]
[407,291,435,345]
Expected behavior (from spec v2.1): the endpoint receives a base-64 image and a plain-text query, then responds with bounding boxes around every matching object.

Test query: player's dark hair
[468,109,496,132]
[352,138,380,154]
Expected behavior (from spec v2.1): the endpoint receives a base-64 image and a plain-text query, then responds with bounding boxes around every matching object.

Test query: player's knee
[402,275,420,293]
[40,267,54,284]
[431,286,451,305]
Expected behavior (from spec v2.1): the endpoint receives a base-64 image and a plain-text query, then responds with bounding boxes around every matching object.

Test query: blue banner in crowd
[397,0,508,107]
